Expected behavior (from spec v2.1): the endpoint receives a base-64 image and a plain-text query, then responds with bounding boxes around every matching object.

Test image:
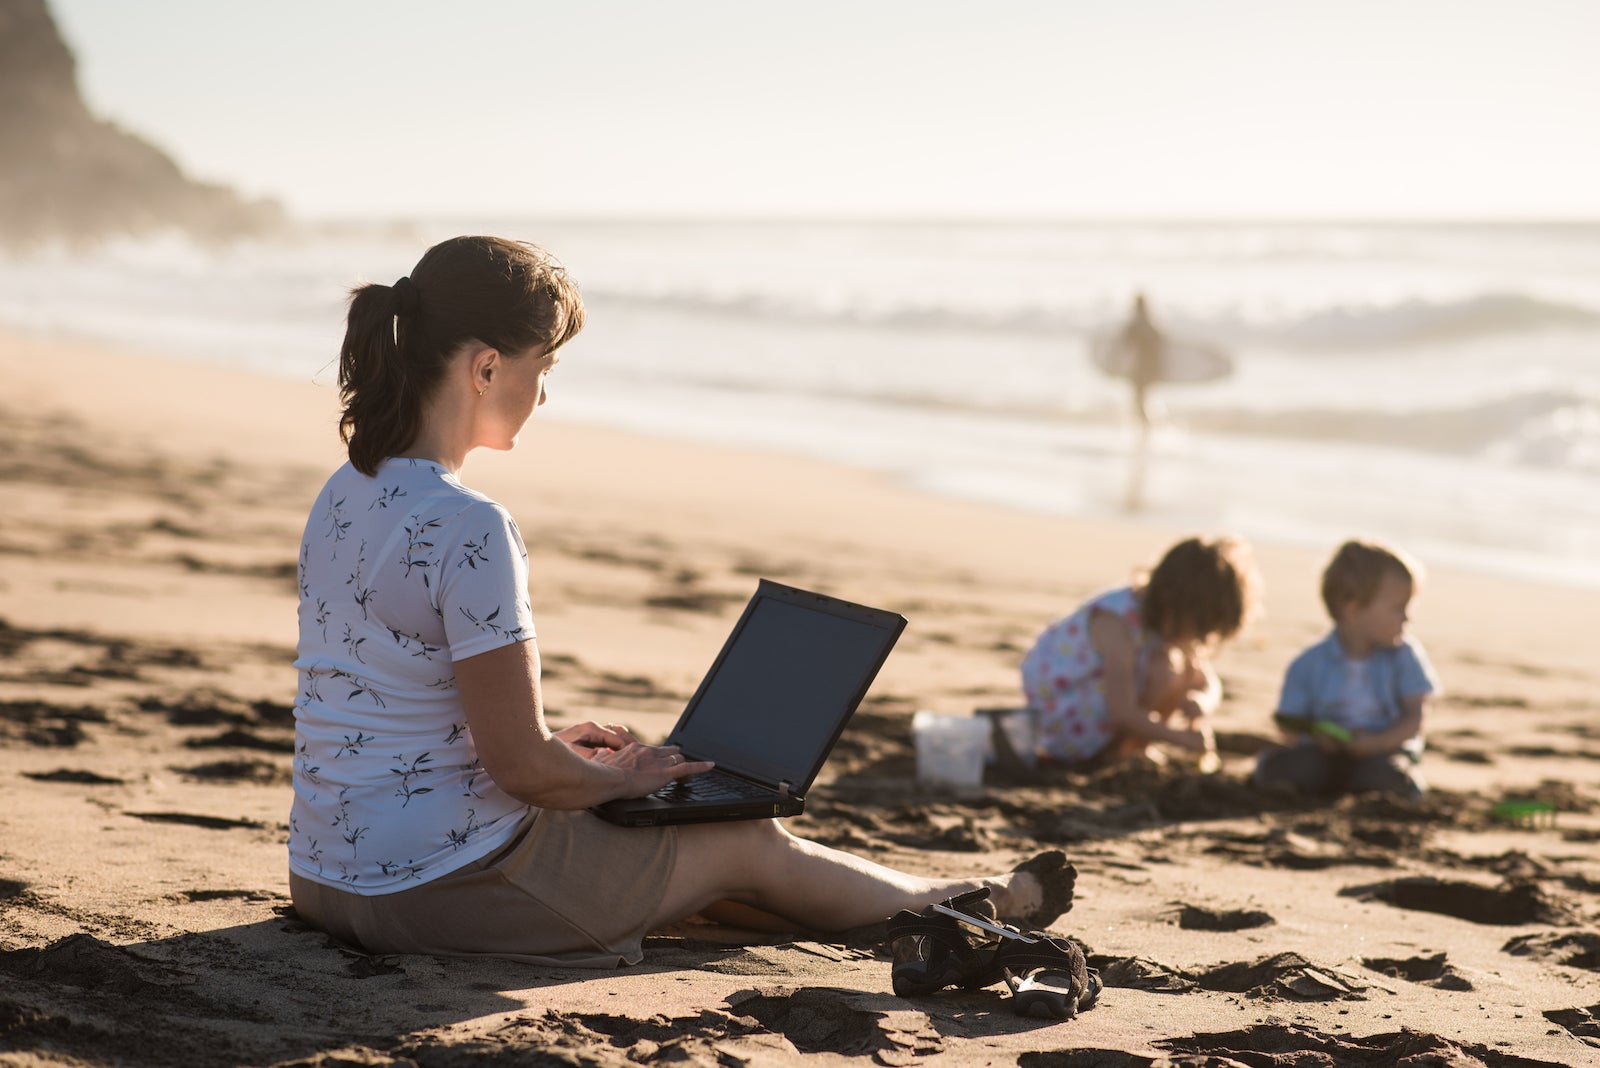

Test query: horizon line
[296,210,1600,228]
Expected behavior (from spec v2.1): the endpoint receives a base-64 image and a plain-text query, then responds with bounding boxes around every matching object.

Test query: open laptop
[590,579,907,827]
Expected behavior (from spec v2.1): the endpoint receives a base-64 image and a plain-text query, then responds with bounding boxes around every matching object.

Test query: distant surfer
[1091,292,1233,434]
[1088,292,1233,512]
[1117,292,1165,432]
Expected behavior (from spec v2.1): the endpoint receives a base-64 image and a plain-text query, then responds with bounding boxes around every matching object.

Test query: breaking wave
[587,284,1600,351]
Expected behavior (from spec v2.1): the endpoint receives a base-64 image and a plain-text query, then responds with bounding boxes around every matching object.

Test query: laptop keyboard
[651,769,774,802]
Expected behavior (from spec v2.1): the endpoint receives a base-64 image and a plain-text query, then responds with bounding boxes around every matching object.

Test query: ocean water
[3,218,1598,589]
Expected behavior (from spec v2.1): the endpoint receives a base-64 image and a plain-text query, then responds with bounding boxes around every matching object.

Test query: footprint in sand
[183,727,291,753]
[1362,951,1474,990]
[1193,952,1367,1001]
[1158,1022,1568,1067]
[1504,931,1600,972]
[22,768,124,784]
[1341,875,1580,926]
[0,699,105,747]
[125,811,267,831]
[176,758,291,785]
[1171,903,1275,931]
[728,986,942,1059]
[1542,1003,1600,1047]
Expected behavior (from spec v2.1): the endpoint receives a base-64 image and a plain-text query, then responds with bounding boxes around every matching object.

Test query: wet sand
[3,328,1600,1066]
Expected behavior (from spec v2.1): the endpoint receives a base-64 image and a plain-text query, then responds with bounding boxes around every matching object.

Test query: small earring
[478,384,488,396]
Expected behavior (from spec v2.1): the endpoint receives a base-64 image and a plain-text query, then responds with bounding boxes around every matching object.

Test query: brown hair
[1138,535,1259,643]
[1320,540,1418,618]
[337,236,585,475]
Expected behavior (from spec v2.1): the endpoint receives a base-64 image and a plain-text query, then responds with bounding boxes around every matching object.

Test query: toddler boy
[1253,540,1440,800]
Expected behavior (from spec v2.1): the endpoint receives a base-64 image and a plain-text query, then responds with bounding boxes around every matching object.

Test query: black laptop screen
[670,595,896,789]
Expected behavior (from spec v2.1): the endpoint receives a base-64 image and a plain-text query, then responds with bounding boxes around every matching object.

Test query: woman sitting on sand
[287,235,1076,966]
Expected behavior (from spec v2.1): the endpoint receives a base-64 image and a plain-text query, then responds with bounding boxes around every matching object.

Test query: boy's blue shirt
[1277,630,1440,736]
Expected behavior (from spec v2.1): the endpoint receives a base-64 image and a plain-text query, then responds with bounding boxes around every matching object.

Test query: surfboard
[1089,332,1233,385]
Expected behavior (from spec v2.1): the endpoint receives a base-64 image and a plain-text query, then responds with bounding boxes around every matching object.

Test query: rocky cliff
[0,0,282,247]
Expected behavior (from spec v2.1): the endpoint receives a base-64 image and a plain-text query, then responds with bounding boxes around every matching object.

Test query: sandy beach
[3,327,1600,1066]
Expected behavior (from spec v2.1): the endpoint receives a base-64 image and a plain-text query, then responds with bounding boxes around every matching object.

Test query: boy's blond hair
[1320,540,1420,618]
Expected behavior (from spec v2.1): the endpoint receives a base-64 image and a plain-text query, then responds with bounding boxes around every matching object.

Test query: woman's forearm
[485,741,633,809]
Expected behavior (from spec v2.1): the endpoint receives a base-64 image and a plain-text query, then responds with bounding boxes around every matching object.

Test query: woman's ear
[467,344,499,393]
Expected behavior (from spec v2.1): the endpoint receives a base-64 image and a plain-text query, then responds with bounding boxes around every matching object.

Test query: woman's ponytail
[338,279,426,476]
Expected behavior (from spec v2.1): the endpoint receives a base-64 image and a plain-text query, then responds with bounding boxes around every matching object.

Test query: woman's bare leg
[651,818,1056,933]
[695,900,797,932]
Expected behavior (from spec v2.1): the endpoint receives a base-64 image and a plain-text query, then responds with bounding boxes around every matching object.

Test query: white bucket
[912,711,990,789]
[983,708,1038,768]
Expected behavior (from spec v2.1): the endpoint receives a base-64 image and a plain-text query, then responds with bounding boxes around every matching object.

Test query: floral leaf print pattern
[400,517,445,588]
[377,860,422,882]
[369,484,407,511]
[298,543,310,599]
[324,493,352,559]
[391,752,435,807]
[444,722,467,745]
[447,808,482,849]
[341,622,367,664]
[426,675,457,691]
[291,817,324,876]
[385,625,441,660]
[458,533,491,571]
[459,605,528,642]
[460,605,503,633]
[462,757,487,799]
[348,540,375,619]
[315,599,330,641]
[335,730,374,759]
[333,786,369,875]
[296,741,322,787]
[330,668,386,708]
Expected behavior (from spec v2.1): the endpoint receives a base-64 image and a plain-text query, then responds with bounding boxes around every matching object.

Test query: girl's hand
[592,742,715,796]
[1170,722,1214,753]
[1311,731,1345,754]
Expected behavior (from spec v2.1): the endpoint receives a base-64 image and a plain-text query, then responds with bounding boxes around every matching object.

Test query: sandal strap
[945,887,993,916]
[888,888,998,941]
[996,933,1083,972]
[886,909,962,943]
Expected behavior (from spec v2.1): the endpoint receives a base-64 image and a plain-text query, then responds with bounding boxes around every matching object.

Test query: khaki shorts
[289,809,677,967]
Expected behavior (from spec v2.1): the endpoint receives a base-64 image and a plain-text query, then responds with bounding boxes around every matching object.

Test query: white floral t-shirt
[288,458,535,893]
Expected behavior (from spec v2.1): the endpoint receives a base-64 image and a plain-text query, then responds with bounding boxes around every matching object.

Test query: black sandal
[885,888,1005,996]
[996,932,1102,1019]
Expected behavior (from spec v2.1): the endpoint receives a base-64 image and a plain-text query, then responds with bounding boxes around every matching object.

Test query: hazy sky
[49,0,1600,220]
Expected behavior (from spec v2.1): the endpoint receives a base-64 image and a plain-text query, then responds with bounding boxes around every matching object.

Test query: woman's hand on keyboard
[553,720,639,759]
[592,741,715,797]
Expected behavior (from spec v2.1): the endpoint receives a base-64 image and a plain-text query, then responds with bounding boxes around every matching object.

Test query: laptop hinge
[779,780,797,798]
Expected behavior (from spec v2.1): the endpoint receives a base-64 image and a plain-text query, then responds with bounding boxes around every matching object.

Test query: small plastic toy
[1490,799,1557,828]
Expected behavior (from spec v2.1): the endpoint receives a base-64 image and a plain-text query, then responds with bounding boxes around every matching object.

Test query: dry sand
[2,328,1599,1066]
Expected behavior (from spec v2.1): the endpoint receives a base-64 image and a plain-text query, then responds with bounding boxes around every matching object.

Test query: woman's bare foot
[986,850,1077,930]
